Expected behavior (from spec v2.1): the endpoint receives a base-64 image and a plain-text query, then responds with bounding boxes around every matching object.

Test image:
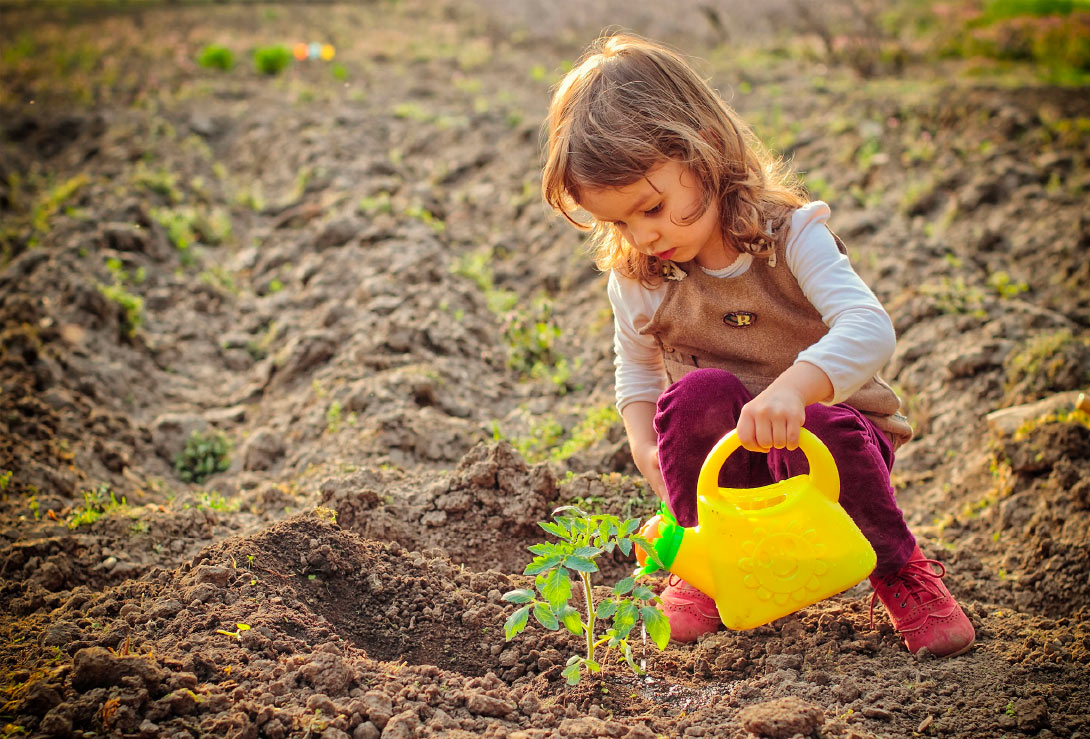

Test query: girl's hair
[542,32,807,286]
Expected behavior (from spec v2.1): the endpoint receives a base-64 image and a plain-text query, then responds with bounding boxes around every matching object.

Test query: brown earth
[2,1,1089,737]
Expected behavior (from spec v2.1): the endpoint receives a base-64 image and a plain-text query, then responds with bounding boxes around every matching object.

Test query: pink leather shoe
[660,575,721,643]
[870,545,976,658]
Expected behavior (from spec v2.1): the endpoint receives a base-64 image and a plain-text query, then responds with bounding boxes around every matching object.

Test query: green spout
[635,504,684,577]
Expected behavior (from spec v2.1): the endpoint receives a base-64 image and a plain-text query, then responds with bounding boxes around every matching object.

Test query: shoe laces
[869,556,947,630]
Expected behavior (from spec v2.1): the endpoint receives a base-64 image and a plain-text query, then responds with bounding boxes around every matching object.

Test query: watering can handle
[695,428,841,504]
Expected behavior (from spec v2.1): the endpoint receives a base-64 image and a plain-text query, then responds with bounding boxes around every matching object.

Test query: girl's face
[576,160,735,270]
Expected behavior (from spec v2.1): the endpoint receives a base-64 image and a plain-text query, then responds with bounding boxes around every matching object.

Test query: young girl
[542,33,975,658]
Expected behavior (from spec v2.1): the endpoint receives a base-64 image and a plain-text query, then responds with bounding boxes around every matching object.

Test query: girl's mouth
[658,248,676,261]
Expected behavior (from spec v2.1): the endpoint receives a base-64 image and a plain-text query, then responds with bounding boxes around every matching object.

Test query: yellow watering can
[635,428,876,631]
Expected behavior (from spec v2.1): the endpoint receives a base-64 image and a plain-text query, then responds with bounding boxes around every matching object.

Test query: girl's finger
[772,419,787,450]
[754,418,773,451]
[785,423,800,451]
[736,414,758,452]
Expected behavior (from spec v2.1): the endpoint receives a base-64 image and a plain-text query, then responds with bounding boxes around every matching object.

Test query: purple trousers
[653,368,915,577]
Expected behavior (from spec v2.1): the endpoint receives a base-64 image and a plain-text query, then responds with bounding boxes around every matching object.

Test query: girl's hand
[736,361,833,452]
[736,386,807,452]
[632,443,669,503]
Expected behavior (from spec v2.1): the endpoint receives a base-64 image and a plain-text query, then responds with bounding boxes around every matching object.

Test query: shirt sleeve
[607,271,668,411]
[786,202,897,404]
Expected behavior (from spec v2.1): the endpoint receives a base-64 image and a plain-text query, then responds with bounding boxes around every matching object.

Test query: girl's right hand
[633,443,669,503]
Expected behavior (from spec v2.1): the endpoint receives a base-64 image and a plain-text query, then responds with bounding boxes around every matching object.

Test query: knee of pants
[656,368,749,417]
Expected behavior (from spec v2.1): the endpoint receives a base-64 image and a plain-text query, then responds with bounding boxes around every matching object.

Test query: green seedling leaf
[524,554,564,575]
[620,517,640,537]
[502,588,535,604]
[562,660,582,685]
[621,641,644,674]
[613,576,635,596]
[538,568,572,608]
[632,535,665,569]
[504,605,531,640]
[556,604,583,635]
[527,542,563,556]
[573,545,602,558]
[632,585,656,601]
[596,598,618,620]
[641,605,671,650]
[586,659,601,673]
[552,504,588,519]
[533,603,559,631]
[563,555,597,573]
[538,521,569,539]
[613,601,639,639]
[617,537,633,557]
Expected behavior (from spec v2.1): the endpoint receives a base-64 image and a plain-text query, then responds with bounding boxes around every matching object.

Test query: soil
[2,2,1090,738]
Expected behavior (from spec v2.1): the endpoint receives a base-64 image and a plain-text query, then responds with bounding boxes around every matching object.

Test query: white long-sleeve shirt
[608,201,896,411]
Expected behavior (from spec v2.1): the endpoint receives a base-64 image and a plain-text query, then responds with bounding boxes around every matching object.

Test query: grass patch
[197,44,235,71]
[67,485,128,529]
[175,431,231,484]
[254,45,292,75]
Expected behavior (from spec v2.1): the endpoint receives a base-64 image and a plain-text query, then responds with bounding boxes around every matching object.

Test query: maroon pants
[653,368,916,577]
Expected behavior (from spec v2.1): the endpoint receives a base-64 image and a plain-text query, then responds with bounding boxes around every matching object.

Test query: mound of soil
[2,1,1089,737]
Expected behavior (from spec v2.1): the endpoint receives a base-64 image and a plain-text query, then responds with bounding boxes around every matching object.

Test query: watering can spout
[635,428,876,631]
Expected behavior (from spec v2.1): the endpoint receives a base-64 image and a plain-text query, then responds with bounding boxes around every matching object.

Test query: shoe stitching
[869,555,951,630]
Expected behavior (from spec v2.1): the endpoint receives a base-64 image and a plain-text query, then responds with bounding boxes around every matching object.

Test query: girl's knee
[655,369,748,426]
[661,369,747,409]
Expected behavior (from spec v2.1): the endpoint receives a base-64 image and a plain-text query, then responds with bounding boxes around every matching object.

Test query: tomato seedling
[502,505,670,685]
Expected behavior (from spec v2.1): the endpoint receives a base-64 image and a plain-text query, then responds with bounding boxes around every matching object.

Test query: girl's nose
[630,224,658,251]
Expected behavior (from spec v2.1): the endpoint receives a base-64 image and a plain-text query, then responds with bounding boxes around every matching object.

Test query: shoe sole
[913,637,975,659]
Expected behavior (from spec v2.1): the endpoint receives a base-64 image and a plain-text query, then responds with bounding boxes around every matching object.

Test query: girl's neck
[694,238,742,271]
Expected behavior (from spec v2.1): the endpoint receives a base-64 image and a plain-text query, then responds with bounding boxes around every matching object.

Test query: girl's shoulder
[780,201,835,252]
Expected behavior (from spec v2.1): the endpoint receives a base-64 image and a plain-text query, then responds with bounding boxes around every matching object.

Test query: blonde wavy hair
[542,32,807,286]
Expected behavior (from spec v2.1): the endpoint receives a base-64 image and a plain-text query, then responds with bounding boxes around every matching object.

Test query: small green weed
[151,207,197,263]
[554,405,621,461]
[97,283,144,339]
[358,191,393,215]
[28,175,89,245]
[133,165,182,203]
[67,484,128,529]
[404,204,446,234]
[216,623,251,641]
[1005,329,1089,396]
[987,270,1028,298]
[502,298,564,378]
[919,276,986,317]
[197,44,235,71]
[191,490,241,512]
[175,431,231,484]
[0,470,11,490]
[254,45,292,75]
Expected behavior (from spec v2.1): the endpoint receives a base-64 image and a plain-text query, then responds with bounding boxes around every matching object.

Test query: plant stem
[581,571,596,664]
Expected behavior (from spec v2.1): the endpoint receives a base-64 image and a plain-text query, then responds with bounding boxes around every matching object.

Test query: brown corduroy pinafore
[637,238,914,449]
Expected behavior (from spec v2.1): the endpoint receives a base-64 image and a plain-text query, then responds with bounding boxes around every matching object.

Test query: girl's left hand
[736,386,807,452]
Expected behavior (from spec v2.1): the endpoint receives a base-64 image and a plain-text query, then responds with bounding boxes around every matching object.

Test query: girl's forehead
[576,178,656,220]
[576,161,687,215]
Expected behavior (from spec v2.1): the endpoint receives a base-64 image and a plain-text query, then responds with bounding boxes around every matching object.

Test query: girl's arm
[621,401,668,502]
[608,271,670,498]
[738,202,895,452]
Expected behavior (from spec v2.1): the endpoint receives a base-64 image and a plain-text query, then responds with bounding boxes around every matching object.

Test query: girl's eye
[644,203,663,216]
